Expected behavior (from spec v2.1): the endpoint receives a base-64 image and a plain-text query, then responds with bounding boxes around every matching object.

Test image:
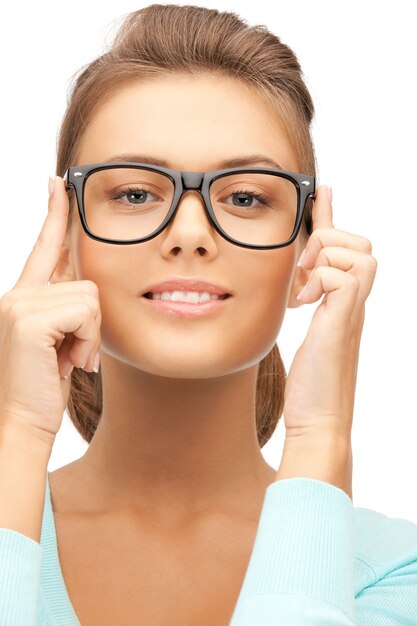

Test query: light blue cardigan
[1,474,417,624]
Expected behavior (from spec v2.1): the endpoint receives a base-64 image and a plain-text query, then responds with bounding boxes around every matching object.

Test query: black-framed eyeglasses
[63,161,316,250]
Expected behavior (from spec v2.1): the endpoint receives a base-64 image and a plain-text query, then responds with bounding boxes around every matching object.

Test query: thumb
[311,184,334,231]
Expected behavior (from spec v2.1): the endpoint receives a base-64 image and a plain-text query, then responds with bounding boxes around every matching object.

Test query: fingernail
[48,175,56,196]
[63,364,74,379]
[297,248,307,267]
[326,185,333,203]
[296,285,307,301]
[93,352,100,373]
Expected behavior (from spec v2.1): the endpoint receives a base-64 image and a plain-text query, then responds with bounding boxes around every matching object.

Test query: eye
[219,189,269,209]
[110,186,157,205]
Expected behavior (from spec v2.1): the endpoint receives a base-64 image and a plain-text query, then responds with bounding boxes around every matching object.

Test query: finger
[14,176,69,288]
[14,292,102,370]
[11,290,101,328]
[55,332,66,352]
[28,301,101,377]
[83,336,101,372]
[56,331,100,375]
[311,184,334,231]
[61,326,101,373]
[299,228,373,271]
[307,246,378,302]
[24,279,100,299]
[297,265,361,326]
[55,332,77,377]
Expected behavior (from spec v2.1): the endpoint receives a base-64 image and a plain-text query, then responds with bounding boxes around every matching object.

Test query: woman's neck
[70,354,277,523]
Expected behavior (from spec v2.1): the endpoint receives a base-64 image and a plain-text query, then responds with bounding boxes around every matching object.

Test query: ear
[287,245,314,309]
[49,234,76,285]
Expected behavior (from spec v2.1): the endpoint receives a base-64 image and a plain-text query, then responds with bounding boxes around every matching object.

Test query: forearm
[275,432,353,500]
[0,422,52,543]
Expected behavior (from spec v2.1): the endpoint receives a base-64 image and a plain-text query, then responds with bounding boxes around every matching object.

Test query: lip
[142,295,232,318]
[141,278,233,297]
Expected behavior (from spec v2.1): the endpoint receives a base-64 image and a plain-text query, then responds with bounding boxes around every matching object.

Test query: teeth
[152,291,220,303]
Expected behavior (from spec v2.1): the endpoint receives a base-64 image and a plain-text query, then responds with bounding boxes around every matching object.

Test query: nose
[170,187,212,230]
[159,178,218,258]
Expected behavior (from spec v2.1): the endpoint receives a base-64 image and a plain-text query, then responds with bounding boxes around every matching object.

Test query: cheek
[69,220,295,374]
[71,228,119,287]
[238,260,292,356]
[70,224,144,343]
[71,213,145,291]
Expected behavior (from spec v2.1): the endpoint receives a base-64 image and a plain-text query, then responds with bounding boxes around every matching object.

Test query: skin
[49,73,310,526]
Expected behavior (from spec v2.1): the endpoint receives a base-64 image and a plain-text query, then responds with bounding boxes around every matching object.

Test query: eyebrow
[102,152,286,171]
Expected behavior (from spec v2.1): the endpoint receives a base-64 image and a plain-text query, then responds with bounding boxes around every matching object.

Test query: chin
[140,357,230,379]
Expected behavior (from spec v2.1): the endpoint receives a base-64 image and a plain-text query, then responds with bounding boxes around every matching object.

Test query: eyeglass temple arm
[62,169,74,193]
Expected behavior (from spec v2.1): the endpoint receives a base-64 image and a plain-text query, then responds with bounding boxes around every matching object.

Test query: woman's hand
[275,185,378,498]
[0,176,102,445]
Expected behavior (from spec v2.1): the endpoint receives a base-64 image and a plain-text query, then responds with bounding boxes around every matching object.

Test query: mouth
[143,292,231,302]
[141,291,233,318]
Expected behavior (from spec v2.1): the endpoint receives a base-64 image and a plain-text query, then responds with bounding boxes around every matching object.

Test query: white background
[0,1,416,522]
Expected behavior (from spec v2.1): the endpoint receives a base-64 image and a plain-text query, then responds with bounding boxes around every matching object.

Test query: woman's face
[61,73,305,378]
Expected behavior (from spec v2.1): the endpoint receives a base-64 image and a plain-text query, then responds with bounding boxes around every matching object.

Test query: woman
[1,5,416,625]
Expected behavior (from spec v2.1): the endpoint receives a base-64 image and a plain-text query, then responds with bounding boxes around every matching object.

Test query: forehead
[76,73,299,171]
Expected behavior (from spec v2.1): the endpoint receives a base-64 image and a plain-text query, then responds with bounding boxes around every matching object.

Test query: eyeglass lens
[83,167,299,246]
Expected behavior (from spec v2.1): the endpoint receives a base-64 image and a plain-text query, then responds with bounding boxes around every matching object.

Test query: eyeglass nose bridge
[180,171,205,190]
[172,170,208,211]
[168,171,214,230]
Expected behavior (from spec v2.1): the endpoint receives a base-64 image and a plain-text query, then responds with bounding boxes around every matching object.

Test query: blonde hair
[56,4,316,448]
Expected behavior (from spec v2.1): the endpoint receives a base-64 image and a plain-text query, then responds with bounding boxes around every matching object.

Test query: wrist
[0,418,55,455]
[275,431,353,500]
[0,420,53,543]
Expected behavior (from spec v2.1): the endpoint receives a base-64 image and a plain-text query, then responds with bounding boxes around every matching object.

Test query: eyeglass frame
[63,161,316,250]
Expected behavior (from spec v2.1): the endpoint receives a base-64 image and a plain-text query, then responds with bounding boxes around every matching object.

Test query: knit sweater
[1,473,417,625]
